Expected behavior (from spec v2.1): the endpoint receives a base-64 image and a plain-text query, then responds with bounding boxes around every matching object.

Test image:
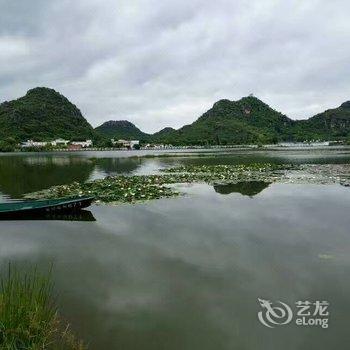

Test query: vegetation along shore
[0,265,86,350]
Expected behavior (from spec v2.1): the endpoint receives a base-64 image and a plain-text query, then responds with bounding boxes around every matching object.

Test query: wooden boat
[0,196,94,219]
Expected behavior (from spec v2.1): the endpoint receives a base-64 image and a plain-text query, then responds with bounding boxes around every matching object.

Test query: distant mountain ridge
[1,87,350,145]
[96,96,350,145]
[96,96,295,144]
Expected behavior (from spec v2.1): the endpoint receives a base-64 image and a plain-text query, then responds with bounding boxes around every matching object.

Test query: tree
[0,137,17,152]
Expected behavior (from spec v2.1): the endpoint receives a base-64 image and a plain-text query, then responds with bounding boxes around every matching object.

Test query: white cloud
[0,36,29,58]
[0,0,349,132]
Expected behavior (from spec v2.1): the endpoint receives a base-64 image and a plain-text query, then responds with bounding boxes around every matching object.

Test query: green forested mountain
[151,127,177,143]
[292,101,350,141]
[0,87,95,141]
[95,120,150,141]
[2,88,350,146]
[96,96,295,145]
[152,97,350,144]
[147,96,295,145]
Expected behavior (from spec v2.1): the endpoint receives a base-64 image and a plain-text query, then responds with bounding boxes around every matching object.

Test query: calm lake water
[0,148,350,349]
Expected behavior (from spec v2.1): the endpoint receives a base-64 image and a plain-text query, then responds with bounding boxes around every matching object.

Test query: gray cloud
[1,0,350,132]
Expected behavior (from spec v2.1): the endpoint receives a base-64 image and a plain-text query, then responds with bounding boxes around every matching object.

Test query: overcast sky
[0,0,349,132]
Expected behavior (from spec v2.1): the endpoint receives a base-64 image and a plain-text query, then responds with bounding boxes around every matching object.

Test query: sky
[0,0,350,133]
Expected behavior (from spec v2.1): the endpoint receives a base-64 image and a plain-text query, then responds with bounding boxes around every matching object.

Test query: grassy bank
[0,266,86,350]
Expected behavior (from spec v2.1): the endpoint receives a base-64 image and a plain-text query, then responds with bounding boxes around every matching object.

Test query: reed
[0,265,86,350]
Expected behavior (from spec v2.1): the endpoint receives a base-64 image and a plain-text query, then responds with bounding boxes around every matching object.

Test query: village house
[21,140,50,148]
[68,144,83,151]
[51,138,70,147]
[70,140,93,148]
[111,139,140,149]
[21,139,93,149]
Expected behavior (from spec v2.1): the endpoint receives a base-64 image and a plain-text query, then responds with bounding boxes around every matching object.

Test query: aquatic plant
[161,163,293,175]
[27,162,350,204]
[26,163,294,204]
[27,176,179,203]
[0,265,86,350]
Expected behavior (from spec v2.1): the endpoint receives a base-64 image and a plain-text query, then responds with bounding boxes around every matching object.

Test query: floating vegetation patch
[299,164,350,186]
[161,163,294,173]
[26,176,180,204]
[25,163,350,205]
[25,163,296,204]
[161,163,297,186]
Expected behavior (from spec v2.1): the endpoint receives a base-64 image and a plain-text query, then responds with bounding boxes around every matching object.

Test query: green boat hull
[0,196,94,218]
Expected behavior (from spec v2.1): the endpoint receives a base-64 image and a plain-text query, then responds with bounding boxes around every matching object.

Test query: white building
[21,139,93,148]
[51,138,69,146]
[129,140,140,148]
[71,140,93,148]
[111,139,140,149]
[278,141,330,147]
[21,140,50,148]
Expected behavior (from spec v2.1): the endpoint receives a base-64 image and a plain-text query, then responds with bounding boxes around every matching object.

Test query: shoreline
[1,144,350,157]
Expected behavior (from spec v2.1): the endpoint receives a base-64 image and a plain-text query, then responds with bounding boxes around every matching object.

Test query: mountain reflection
[213,181,270,197]
[0,153,273,200]
[94,157,141,176]
[0,156,94,198]
[0,155,143,199]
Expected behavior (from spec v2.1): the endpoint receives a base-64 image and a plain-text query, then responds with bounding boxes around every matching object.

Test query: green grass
[0,265,86,350]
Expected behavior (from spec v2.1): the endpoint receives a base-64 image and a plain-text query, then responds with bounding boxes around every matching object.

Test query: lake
[0,148,349,349]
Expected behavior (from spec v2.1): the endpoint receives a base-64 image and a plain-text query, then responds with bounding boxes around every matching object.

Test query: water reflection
[0,184,349,349]
[93,158,142,178]
[213,181,270,197]
[0,155,94,198]
[1,148,350,199]
[0,210,96,221]
[0,155,148,199]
